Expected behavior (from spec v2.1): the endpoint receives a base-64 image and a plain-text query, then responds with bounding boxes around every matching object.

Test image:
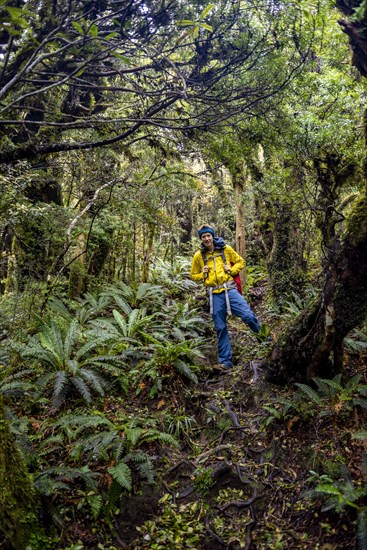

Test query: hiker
[190,225,261,369]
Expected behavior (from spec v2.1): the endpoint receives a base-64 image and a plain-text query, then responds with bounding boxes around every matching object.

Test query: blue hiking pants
[212,289,260,368]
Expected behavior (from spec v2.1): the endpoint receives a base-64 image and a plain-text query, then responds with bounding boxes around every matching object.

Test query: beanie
[197,226,215,238]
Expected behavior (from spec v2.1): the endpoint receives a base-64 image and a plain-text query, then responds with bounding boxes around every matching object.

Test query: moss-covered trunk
[0,396,47,549]
[267,200,306,302]
[268,194,367,383]
[234,174,247,288]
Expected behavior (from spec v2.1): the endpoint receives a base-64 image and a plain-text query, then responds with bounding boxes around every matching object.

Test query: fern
[20,318,121,408]
[313,375,343,396]
[70,375,93,403]
[0,379,35,396]
[108,462,132,491]
[149,257,196,296]
[345,327,367,353]
[357,508,367,550]
[51,371,68,408]
[352,430,367,440]
[353,399,367,411]
[174,359,198,383]
[54,413,112,431]
[102,281,164,309]
[295,383,324,405]
[127,451,154,483]
[88,493,103,520]
[34,465,100,496]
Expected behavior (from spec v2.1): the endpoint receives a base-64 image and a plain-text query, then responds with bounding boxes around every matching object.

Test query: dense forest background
[1,0,367,548]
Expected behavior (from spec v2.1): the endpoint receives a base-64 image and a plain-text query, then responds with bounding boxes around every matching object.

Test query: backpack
[200,247,243,295]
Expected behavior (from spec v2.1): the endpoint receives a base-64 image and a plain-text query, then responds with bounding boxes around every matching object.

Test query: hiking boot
[212,364,231,372]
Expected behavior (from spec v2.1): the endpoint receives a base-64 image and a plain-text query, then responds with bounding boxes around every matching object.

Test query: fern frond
[108,462,132,491]
[71,375,92,403]
[34,476,69,496]
[313,376,342,396]
[112,296,132,316]
[63,319,78,359]
[295,383,323,405]
[147,430,178,448]
[38,435,64,456]
[315,483,341,496]
[356,386,367,396]
[23,345,62,369]
[174,359,198,383]
[89,493,103,520]
[126,427,144,446]
[0,381,35,395]
[346,374,363,389]
[51,370,68,409]
[73,430,118,460]
[352,430,367,440]
[353,399,367,411]
[79,368,106,395]
[48,297,72,319]
[136,283,164,303]
[112,309,128,336]
[127,451,154,483]
[40,322,64,358]
[357,508,367,550]
[74,338,103,360]
[149,376,162,398]
[54,413,112,430]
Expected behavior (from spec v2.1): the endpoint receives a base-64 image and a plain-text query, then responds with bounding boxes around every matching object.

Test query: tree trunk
[234,174,247,288]
[0,396,47,549]
[12,163,64,290]
[268,194,367,383]
[68,232,87,298]
[267,200,306,303]
[141,222,155,283]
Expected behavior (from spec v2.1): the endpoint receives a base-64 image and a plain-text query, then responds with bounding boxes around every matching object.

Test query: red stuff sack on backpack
[231,267,243,295]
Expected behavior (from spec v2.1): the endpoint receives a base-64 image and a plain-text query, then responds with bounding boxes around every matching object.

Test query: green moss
[0,397,51,549]
[345,194,367,246]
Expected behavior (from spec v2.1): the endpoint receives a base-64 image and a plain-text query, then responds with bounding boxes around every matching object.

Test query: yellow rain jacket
[190,245,245,293]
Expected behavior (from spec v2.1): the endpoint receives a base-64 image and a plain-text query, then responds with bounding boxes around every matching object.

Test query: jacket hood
[200,236,226,251]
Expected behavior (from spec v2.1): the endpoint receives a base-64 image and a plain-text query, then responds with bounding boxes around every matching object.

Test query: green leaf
[89,23,98,37]
[72,21,85,35]
[176,20,196,27]
[199,4,215,21]
[199,23,213,32]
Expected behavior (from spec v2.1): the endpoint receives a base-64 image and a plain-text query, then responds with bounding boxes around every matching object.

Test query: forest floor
[98,299,367,550]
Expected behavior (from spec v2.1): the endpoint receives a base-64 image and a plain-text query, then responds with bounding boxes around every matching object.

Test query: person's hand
[203,265,209,277]
[223,264,231,274]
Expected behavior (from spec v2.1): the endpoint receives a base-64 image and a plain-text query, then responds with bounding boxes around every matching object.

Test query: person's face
[200,232,214,249]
